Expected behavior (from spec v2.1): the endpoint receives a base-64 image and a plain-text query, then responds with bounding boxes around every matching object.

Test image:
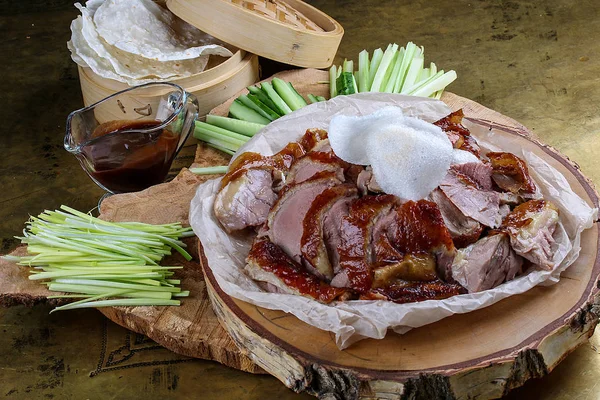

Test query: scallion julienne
[3,205,193,312]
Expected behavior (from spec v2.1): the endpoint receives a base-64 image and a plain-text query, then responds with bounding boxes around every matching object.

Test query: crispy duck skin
[245,237,348,303]
[337,195,400,294]
[301,184,358,280]
[433,109,481,157]
[487,152,537,195]
[361,279,467,303]
[385,200,457,281]
[500,199,559,270]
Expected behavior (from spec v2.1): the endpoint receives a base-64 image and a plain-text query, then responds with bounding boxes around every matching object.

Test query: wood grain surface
[1,69,599,399]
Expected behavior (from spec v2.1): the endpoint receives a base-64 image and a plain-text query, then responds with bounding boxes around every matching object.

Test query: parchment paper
[189,93,598,349]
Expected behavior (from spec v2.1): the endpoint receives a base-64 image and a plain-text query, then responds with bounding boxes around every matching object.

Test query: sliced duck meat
[267,172,341,265]
[298,128,329,152]
[372,254,438,288]
[487,152,537,195]
[430,188,483,248]
[439,168,502,228]
[501,199,559,270]
[287,151,346,184]
[385,200,457,281]
[245,237,348,303]
[434,109,481,157]
[213,169,278,233]
[450,162,493,191]
[337,195,400,293]
[498,191,524,206]
[361,279,467,303]
[356,167,383,196]
[300,184,358,280]
[451,232,523,292]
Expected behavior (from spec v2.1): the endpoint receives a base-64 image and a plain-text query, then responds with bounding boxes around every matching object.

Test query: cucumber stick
[229,100,271,124]
[272,78,305,111]
[261,81,292,115]
[247,85,282,115]
[205,115,265,137]
[238,94,279,121]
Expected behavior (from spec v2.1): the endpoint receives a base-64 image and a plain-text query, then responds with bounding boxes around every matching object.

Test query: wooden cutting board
[1,69,599,399]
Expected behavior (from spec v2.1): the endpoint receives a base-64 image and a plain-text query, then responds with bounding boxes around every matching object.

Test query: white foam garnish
[329,107,454,200]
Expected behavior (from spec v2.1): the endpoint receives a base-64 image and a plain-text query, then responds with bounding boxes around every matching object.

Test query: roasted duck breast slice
[450,162,493,191]
[487,152,537,195]
[439,169,502,228]
[337,195,400,294]
[213,169,278,233]
[300,184,358,280]
[287,150,346,185]
[385,200,457,281]
[451,232,523,292]
[266,172,341,266]
[361,279,467,303]
[429,188,483,248]
[501,199,559,270]
[245,237,348,303]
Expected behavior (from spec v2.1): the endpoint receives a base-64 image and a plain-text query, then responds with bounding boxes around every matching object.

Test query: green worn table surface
[1,0,600,398]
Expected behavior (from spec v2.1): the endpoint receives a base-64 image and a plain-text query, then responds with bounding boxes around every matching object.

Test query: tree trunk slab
[200,70,600,399]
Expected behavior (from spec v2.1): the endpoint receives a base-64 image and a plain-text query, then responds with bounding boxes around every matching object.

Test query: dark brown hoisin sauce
[82,120,179,193]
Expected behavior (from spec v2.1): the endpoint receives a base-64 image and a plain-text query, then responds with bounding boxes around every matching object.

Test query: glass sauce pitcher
[65,82,198,194]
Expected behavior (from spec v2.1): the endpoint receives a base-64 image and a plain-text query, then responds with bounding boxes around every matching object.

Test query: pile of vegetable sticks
[330,42,456,99]
[3,205,194,312]
[193,78,324,155]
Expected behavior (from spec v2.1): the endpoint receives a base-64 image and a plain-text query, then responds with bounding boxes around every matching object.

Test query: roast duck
[213,110,559,304]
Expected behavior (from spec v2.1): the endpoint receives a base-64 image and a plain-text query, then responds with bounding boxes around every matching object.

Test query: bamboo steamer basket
[166,0,344,68]
[78,50,259,123]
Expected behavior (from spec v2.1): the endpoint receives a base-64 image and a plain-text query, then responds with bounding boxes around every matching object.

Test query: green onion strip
[3,205,193,312]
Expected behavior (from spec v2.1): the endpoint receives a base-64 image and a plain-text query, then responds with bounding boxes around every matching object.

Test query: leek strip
[367,48,384,90]
[405,70,444,95]
[357,49,370,92]
[173,291,190,297]
[370,43,398,92]
[49,290,129,313]
[48,283,173,299]
[29,271,164,280]
[53,278,181,293]
[189,166,228,175]
[50,298,180,312]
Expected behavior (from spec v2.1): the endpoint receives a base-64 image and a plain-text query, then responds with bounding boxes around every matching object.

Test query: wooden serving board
[1,69,599,399]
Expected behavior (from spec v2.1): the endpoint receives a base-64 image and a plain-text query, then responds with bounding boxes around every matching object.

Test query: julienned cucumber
[205,115,265,137]
[229,100,271,124]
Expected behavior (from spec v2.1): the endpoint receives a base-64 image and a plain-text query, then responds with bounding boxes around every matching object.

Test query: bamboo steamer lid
[165,0,344,68]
